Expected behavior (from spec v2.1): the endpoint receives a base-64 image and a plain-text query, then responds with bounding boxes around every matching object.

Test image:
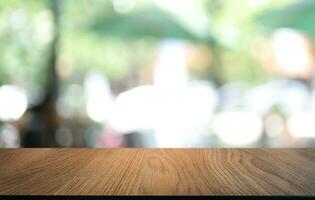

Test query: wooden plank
[0,148,314,195]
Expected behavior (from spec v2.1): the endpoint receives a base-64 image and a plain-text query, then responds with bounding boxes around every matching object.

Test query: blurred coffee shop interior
[1,0,315,148]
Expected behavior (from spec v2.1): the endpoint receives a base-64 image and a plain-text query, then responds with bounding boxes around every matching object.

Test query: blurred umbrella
[90,6,212,43]
[258,0,315,38]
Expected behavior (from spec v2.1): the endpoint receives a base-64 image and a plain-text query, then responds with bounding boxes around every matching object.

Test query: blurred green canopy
[90,6,213,43]
[258,0,315,38]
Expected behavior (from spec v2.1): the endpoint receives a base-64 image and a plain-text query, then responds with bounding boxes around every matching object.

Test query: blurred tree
[22,0,61,147]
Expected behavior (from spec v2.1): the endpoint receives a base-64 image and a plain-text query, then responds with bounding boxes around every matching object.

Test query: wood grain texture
[0,148,314,195]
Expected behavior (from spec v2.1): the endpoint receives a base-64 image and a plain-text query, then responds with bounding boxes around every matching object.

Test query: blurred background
[1,0,315,148]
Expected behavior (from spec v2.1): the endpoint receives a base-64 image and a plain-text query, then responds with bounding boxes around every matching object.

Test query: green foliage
[0,0,307,90]
[203,0,296,85]
[258,0,315,39]
[90,6,203,42]
[0,0,50,87]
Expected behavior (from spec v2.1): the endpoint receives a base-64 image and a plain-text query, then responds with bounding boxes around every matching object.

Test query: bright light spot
[110,40,218,146]
[265,113,284,138]
[84,72,114,123]
[0,124,20,148]
[10,9,27,30]
[288,112,315,138]
[34,10,53,45]
[153,40,190,147]
[212,111,263,146]
[154,40,189,89]
[272,28,312,76]
[109,81,218,146]
[183,81,218,126]
[112,0,135,14]
[110,85,156,133]
[0,85,28,121]
[221,24,240,47]
[249,0,268,9]
[154,84,218,147]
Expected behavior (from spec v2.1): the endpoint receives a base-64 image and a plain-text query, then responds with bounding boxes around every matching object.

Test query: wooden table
[0,148,314,195]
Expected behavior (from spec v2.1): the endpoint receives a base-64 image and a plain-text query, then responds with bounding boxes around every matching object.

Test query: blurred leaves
[0,0,49,87]
[258,0,315,38]
[0,0,311,91]
[90,5,204,42]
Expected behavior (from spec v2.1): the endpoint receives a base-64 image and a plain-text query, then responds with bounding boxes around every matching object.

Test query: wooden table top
[0,148,314,195]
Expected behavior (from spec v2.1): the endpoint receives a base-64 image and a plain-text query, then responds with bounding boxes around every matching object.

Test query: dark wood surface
[0,148,314,195]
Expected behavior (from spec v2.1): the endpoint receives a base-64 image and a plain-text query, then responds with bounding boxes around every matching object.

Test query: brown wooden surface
[0,148,314,195]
